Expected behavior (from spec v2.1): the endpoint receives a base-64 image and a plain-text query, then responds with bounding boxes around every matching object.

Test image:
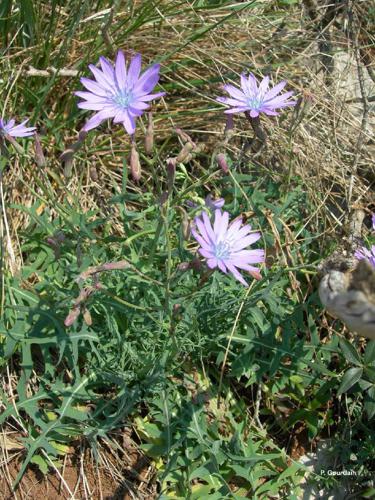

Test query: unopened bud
[175,128,196,147]
[173,303,181,314]
[167,158,176,191]
[176,142,193,163]
[83,308,92,326]
[129,142,141,182]
[177,262,190,272]
[60,130,87,178]
[159,191,169,206]
[89,166,98,181]
[64,307,80,327]
[34,134,46,167]
[145,112,154,156]
[181,211,191,240]
[249,270,262,281]
[216,153,229,174]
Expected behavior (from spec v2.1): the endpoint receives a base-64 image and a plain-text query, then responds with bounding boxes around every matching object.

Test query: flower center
[214,240,231,259]
[113,91,133,108]
[247,95,263,109]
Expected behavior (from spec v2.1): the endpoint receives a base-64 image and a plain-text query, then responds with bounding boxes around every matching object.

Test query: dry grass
[0,1,374,496]
[2,1,373,268]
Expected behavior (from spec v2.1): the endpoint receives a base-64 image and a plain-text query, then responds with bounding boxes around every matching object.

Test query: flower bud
[175,128,196,147]
[89,166,98,181]
[176,142,193,163]
[181,211,191,240]
[177,262,190,272]
[216,153,229,174]
[83,308,92,326]
[34,134,46,167]
[167,158,176,191]
[129,142,141,182]
[64,307,80,327]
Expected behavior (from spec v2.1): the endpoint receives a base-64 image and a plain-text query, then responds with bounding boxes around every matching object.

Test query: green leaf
[339,338,362,366]
[30,455,49,475]
[365,386,375,419]
[364,341,375,365]
[337,367,363,395]
[364,366,375,383]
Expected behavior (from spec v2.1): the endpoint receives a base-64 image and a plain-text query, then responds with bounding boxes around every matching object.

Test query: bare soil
[0,439,156,500]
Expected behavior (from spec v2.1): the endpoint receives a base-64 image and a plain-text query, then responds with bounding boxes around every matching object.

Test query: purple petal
[247,74,259,94]
[133,64,161,95]
[128,106,144,117]
[77,101,109,110]
[115,51,127,90]
[130,100,149,111]
[258,75,270,95]
[127,53,142,88]
[231,233,261,252]
[122,111,136,135]
[226,262,248,287]
[214,210,229,241]
[264,80,287,101]
[264,91,295,107]
[82,108,115,131]
[99,56,115,81]
[199,248,215,259]
[75,91,107,102]
[227,217,243,238]
[223,84,246,100]
[231,249,265,264]
[137,92,166,102]
[202,211,216,243]
[195,217,214,246]
[240,74,249,94]
[89,64,113,91]
[217,260,227,273]
[224,106,250,114]
[207,258,218,269]
[113,110,129,123]
[192,229,211,250]
[80,77,108,97]
[217,96,247,107]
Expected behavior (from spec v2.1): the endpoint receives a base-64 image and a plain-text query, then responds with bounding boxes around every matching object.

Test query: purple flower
[0,118,36,138]
[192,209,265,286]
[355,246,375,268]
[354,214,375,268]
[216,73,296,118]
[205,194,225,210]
[76,51,165,135]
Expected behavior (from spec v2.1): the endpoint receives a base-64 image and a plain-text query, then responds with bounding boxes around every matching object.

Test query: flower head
[192,209,265,286]
[355,246,375,268]
[216,73,296,118]
[76,51,165,135]
[0,118,36,138]
[205,194,225,210]
[354,214,375,268]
